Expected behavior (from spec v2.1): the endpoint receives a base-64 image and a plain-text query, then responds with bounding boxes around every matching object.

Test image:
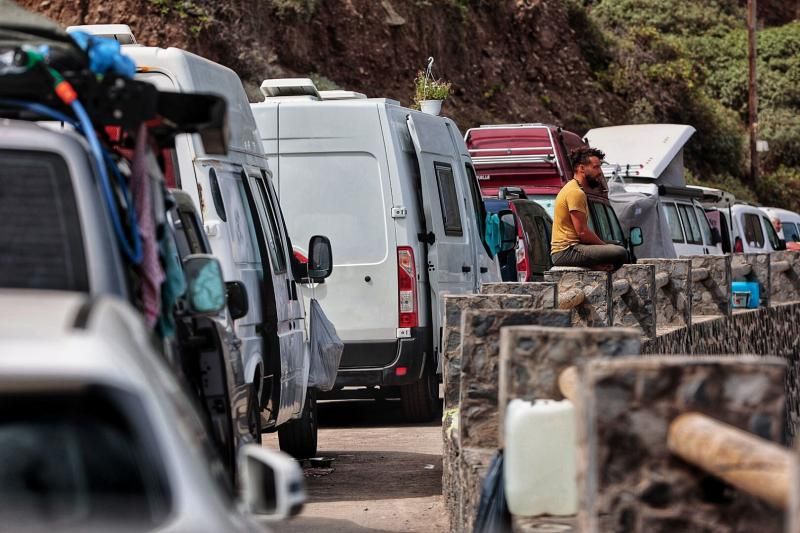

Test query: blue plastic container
[731,281,760,309]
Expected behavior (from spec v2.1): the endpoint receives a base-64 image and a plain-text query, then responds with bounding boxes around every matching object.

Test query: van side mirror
[182,255,226,315]
[225,281,249,321]
[307,235,333,281]
[498,210,517,252]
[238,444,305,520]
[629,227,644,247]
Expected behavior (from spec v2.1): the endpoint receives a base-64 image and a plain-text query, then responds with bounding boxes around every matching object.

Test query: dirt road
[265,399,447,533]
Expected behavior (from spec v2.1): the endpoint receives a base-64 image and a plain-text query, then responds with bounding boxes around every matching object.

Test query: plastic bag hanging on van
[308,298,344,391]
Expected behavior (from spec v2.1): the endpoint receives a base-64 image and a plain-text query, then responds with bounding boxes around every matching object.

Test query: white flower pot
[420,99,443,116]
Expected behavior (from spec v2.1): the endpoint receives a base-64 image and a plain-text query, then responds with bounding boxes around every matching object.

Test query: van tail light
[397,247,418,328]
[511,205,529,281]
[293,248,308,264]
[515,237,529,281]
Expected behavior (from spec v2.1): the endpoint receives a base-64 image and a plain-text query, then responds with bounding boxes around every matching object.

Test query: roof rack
[469,145,557,167]
[476,123,551,129]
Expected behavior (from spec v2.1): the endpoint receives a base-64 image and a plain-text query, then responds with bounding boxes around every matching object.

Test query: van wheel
[278,389,318,459]
[400,366,440,423]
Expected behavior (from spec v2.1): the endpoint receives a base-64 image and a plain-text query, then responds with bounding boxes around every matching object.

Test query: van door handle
[462,266,472,273]
[480,267,488,273]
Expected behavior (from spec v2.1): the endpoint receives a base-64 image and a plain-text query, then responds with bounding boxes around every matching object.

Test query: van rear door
[406,113,475,350]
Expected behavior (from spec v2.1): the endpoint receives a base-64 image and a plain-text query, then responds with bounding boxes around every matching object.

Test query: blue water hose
[0,98,143,264]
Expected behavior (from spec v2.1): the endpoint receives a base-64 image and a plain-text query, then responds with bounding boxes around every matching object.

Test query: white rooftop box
[585,124,696,187]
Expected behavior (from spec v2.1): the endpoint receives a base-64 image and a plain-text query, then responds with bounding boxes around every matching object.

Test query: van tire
[278,389,318,459]
[248,383,262,445]
[400,366,439,423]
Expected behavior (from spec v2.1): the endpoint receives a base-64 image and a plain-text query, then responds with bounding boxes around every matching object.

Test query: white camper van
[587,124,723,257]
[251,79,500,421]
[67,25,331,458]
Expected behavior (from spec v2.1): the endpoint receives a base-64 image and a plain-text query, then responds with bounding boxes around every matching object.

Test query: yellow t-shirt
[550,179,589,254]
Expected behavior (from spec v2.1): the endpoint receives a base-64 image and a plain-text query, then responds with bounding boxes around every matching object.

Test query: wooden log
[558,288,585,310]
[772,260,791,274]
[691,266,710,282]
[667,412,791,509]
[612,278,630,298]
[558,366,578,404]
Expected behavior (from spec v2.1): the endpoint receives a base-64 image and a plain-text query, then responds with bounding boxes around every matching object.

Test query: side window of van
[208,169,227,222]
[694,206,713,245]
[590,202,613,241]
[664,203,685,243]
[247,174,287,274]
[604,204,625,242]
[678,204,703,245]
[742,213,765,247]
[465,164,493,257]
[762,216,782,250]
[434,163,463,236]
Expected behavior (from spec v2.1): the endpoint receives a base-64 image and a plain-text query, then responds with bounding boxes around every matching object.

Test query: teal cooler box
[731,281,760,309]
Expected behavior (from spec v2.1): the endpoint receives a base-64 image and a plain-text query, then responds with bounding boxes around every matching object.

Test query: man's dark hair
[570,146,605,168]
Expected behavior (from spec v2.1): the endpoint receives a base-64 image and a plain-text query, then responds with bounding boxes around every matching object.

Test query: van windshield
[784,222,800,243]
[279,153,388,265]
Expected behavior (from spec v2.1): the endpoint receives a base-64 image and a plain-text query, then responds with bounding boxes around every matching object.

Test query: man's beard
[587,177,601,188]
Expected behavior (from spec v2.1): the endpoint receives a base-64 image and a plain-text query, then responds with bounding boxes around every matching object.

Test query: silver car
[0,290,304,532]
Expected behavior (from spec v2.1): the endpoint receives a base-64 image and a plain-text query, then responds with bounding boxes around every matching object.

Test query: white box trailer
[251,79,500,421]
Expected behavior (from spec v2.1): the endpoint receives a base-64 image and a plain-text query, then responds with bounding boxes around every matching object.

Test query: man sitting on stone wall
[550,147,628,271]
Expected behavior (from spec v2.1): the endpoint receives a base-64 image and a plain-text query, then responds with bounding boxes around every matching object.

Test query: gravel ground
[264,398,447,533]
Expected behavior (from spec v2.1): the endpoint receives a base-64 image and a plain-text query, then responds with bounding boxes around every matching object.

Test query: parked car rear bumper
[333,326,432,387]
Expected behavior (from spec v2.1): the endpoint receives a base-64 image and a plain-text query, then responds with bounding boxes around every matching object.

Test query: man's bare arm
[569,210,606,245]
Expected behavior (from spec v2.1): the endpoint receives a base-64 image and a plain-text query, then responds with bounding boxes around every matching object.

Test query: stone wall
[611,264,656,338]
[443,252,800,532]
[639,258,691,328]
[544,269,610,327]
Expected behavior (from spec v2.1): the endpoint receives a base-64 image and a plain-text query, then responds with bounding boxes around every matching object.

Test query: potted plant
[413,69,451,116]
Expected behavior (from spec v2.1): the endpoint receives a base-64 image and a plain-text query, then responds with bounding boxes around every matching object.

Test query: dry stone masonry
[443,251,800,532]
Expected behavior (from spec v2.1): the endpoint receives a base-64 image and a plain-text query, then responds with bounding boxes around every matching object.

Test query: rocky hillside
[16,0,800,207]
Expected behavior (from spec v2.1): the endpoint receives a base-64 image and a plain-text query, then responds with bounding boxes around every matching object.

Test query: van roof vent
[65,24,138,45]
[319,90,368,100]
[260,78,321,99]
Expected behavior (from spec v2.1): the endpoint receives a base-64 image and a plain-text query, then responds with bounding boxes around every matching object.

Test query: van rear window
[279,154,388,265]
[0,150,88,291]
[742,213,765,248]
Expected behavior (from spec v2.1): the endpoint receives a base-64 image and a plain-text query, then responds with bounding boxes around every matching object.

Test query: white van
[731,204,783,253]
[587,124,723,257]
[67,25,330,458]
[251,79,500,421]
[763,207,800,246]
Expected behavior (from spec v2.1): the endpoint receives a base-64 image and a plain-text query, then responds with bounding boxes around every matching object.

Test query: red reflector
[395,367,408,377]
[104,126,122,142]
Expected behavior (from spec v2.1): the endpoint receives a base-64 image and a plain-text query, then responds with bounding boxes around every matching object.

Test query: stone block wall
[611,264,657,338]
[578,356,787,532]
[688,255,731,317]
[459,309,572,449]
[479,282,558,309]
[639,258,691,329]
[544,269,611,327]
[771,250,800,304]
